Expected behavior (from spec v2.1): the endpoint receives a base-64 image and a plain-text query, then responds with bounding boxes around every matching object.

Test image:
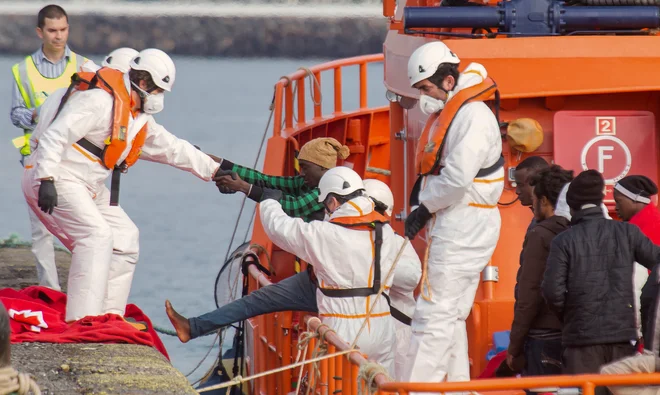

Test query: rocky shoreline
[0,10,388,58]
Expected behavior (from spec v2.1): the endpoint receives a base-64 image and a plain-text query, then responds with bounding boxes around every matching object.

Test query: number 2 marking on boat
[596,116,616,135]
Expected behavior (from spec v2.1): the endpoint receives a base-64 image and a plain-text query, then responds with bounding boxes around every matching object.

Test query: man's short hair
[516,156,549,172]
[531,165,574,209]
[38,5,68,28]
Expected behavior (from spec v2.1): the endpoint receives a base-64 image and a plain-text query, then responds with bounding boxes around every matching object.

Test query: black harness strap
[318,222,383,298]
[381,293,412,326]
[317,221,413,326]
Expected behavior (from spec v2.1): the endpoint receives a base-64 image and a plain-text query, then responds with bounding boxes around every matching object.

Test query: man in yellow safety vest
[10,4,88,292]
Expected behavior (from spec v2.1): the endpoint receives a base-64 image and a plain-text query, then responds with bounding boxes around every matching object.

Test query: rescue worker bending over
[402,41,505,389]
[22,48,222,323]
[166,175,420,376]
[211,137,350,221]
[260,166,396,373]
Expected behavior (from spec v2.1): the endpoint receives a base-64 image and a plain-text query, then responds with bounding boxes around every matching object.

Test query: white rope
[357,361,392,395]
[365,166,391,176]
[0,366,41,395]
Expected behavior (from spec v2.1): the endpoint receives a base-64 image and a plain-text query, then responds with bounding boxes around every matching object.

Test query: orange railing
[271,53,384,137]
[248,252,660,395]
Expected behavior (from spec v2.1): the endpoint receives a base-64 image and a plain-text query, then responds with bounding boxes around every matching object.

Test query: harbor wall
[0,9,388,58]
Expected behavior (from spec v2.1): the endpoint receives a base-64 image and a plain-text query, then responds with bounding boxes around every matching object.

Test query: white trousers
[22,171,139,322]
[27,205,60,291]
[394,319,412,381]
[402,239,486,395]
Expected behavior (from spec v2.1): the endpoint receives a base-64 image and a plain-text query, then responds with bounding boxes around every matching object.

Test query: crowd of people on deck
[6,4,660,395]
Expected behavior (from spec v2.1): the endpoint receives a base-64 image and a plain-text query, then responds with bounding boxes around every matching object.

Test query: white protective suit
[24,60,101,292]
[22,75,219,322]
[389,233,421,380]
[260,195,397,374]
[555,182,648,338]
[403,63,505,389]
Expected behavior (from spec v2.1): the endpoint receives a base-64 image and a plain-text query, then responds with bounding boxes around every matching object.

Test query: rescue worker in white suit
[17,47,140,285]
[363,178,422,380]
[22,48,222,323]
[258,167,398,374]
[402,41,505,389]
[10,48,137,292]
[165,177,420,378]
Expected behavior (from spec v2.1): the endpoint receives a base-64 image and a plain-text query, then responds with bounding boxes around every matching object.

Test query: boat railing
[270,53,385,138]
[246,258,660,395]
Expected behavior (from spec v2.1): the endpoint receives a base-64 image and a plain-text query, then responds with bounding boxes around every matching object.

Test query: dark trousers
[189,271,318,339]
[563,342,637,395]
[523,336,563,395]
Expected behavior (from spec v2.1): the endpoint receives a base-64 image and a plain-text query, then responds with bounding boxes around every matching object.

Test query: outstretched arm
[141,119,220,180]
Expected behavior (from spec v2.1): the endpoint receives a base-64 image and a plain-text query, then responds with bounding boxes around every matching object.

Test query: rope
[197,238,410,393]
[357,362,392,395]
[294,330,317,395]
[348,237,410,350]
[221,88,276,269]
[289,67,323,125]
[419,215,436,302]
[365,167,391,176]
[0,366,41,395]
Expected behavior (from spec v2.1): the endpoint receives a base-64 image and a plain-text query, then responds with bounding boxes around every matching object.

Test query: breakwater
[0,3,388,58]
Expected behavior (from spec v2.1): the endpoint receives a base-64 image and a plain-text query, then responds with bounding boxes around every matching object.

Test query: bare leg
[165,300,191,343]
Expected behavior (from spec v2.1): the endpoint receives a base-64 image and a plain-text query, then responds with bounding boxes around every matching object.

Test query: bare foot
[165,299,191,343]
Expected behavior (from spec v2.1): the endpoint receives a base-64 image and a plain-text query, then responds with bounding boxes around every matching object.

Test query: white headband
[614,183,652,204]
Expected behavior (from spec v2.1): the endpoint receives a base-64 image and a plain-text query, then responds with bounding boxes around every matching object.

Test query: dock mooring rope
[0,366,41,395]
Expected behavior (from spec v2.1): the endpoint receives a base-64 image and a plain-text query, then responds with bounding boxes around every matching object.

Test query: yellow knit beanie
[297,138,350,169]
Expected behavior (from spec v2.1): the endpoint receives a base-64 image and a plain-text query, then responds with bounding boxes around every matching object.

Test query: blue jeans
[189,271,318,339]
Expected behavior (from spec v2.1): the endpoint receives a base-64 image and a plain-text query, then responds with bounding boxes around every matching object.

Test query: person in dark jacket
[507,165,573,380]
[542,170,660,395]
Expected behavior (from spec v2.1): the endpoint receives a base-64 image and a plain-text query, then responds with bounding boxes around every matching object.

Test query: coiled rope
[0,366,41,395]
[357,362,393,395]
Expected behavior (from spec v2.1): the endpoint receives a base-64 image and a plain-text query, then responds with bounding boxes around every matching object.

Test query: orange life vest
[59,67,147,170]
[51,67,148,206]
[415,77,498,177]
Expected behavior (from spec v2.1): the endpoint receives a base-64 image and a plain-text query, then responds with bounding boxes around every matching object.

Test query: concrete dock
[1,245,197,394]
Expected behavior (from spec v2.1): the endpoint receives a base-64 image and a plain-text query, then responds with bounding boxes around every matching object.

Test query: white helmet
[318,166,365,202]
[407,41,460,87]
[129,48,176,92]
[364,179,394,217]
[102,47,138,73]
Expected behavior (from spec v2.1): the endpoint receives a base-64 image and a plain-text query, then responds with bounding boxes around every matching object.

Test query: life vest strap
[474,154,505,178]
[409,154,505,207]
[317,221,383,298]
[75,137,125,206]
[382,293,412,326]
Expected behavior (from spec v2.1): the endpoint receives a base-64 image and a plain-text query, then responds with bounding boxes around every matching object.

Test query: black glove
[261,188,283,202]
[38,179,57,215]
[213,168,236,180]
[213,169,238,194]
[405,204,432,239]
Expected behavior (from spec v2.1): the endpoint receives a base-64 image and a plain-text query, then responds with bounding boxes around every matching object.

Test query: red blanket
[0,286,169,360]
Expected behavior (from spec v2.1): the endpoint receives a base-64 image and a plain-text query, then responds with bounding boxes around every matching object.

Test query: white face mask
[142,93,165,114]
[132,82,165,114]
[419,94,445,115]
